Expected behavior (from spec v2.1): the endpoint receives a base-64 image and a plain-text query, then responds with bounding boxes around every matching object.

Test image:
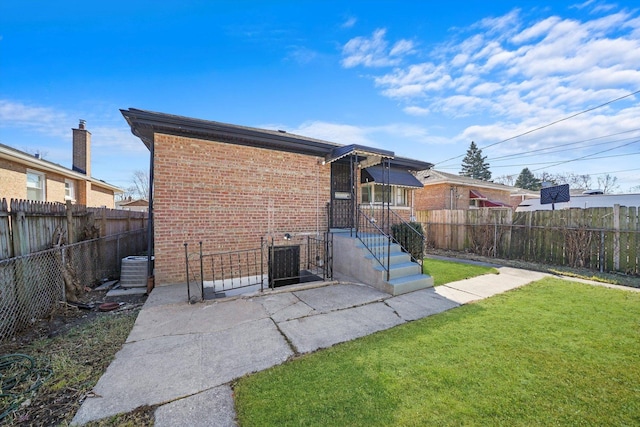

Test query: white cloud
[403,106,430,116]
[352,5,640,134]
[341,28,415,68]
[341,16,357,29]
[285,46,318,65]
[0,99,69,138]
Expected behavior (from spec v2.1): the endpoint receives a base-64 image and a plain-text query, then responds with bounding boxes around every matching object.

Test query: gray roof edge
[121,108,341,156]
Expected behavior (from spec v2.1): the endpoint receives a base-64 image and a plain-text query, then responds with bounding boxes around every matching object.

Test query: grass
[234,278,640,426]
[0,310,141,426]
[422,257,498,286]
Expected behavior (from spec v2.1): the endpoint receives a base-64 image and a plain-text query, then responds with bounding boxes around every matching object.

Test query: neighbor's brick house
[121,109,432,285]
[414,169,513,210]
[0,120,121,207]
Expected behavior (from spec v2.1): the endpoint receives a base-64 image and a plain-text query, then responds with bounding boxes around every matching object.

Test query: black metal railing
[388,209,425,267]
[356,207,391,281]
[184,234,333,302]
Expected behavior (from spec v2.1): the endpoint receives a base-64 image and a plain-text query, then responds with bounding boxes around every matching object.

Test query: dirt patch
[0,285,149,426]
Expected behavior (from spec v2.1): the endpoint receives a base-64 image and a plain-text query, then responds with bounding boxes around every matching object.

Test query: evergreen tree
[460,141,491,181]
[515,167,542,190]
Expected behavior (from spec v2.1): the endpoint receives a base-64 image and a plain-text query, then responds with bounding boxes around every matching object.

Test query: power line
[531,139,640,171]
[437,150,640,170]
[487,129,640,162]
[433,88,640,166]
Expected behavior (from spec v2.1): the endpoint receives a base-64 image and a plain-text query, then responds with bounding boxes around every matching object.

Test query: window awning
[362,167,423,188]
[469,189,511,207]
[469,189,487,200]
[324,144,394,166]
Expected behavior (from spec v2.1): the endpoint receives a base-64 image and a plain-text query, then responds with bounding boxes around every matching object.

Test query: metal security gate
[185,233,333,301]
[330,161,355,229]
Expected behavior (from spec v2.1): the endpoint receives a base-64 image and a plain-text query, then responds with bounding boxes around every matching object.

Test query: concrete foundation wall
[333,233,389,293]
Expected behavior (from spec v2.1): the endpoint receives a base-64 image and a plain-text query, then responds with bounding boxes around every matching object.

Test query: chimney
[72,119,91,175]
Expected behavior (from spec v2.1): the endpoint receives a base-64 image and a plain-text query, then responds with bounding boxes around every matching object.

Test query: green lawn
[234,279,640,426]
[422,257,498,286]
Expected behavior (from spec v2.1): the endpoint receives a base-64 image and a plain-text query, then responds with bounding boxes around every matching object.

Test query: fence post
[599,230,605,273]
[66,200,74,244]
[613,204,620,271]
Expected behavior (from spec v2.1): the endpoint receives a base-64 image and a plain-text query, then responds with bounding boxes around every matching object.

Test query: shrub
[391,222,425,262]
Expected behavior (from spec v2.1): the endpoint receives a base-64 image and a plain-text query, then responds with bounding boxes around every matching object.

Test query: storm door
[330,161,355,229]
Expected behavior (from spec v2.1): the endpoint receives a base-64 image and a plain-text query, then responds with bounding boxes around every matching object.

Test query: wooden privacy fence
[417,206,640,275]
[0,198,147,260]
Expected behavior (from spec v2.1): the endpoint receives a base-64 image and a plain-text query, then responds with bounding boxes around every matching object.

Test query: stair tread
[388,273,432,284]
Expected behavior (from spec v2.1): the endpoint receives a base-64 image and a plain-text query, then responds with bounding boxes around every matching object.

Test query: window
[361,184,409,207]
[26,171,45,201]
[361,186,372,204]
[396,188,409,206]
[65,179,76,201]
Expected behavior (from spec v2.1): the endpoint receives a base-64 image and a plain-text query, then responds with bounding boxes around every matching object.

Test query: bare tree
[597,174,620,194]
[131,170,150,200]
[539,172,592,190]
[493,174,516,186]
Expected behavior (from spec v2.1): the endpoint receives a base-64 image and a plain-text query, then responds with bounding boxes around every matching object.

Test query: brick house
[414,169,514,210]
[0,120,122,207]
[121,108,433,292]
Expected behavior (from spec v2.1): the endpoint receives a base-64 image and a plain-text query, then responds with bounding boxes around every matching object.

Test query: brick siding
[415,184,512,210]
[152,133,331,285]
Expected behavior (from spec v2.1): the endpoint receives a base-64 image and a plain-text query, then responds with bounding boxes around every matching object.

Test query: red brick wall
[415,184,512,210]
[152,133,331,285]
[414,183,452,210]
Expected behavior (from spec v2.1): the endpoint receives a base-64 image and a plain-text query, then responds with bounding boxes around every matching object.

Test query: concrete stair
[333,230,433,296]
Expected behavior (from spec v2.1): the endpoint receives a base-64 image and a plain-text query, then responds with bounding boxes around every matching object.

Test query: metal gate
[184,233,333,301]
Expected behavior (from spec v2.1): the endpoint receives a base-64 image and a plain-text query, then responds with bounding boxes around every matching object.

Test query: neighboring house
[121,108,433,289]
[116,197,149,212]
[0,120,122,207]
[510,187,539,208]
[414,169,513,210]
[516,192,640,211]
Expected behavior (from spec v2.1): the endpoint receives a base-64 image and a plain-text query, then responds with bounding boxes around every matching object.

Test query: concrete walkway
[72,265,551,426]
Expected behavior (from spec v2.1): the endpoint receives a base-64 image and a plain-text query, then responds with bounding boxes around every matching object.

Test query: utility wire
[433,88,640,166]
[487,129,640,162]
[437,150,640,170]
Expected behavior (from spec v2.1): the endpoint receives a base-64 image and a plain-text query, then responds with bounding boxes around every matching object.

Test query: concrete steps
[332,230,433,296]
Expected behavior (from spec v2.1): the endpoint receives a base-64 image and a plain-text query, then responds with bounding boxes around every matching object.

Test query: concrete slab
[106,287,147,297]
[72,317,292,425]
[434,285,483,304]
[386,288,460,321]
[128,298,269,342]
[94,280,119,291]
[144,283,189,308]
[256,293,315,322]
[293,283,388,313]
[448,267,548,299]
[277,302,404,354]
[154,385,237,427]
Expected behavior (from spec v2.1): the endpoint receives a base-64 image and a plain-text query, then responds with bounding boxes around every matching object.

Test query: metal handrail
[388,209,425,267]
[356,207,391,281]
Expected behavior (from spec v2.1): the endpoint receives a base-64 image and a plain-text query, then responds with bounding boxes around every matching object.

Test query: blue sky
[1,0,640,193]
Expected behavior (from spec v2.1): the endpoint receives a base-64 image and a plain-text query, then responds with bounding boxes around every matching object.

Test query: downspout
[147,138,155,280]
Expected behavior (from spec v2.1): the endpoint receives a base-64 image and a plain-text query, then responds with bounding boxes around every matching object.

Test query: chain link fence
[0,229,147,341]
